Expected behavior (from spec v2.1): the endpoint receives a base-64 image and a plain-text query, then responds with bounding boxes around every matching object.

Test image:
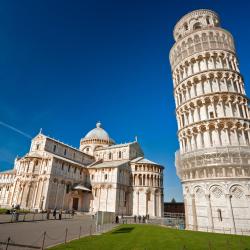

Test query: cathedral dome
[80,122,115,148]
[84,122,110,141]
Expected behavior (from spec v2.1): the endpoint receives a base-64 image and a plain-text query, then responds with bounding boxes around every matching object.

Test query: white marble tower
[170,9,250,234]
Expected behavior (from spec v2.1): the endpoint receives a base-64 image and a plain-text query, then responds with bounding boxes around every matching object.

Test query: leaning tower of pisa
[170,9,250,234]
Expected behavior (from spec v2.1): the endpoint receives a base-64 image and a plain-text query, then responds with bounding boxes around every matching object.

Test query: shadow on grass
[112,227,135,234]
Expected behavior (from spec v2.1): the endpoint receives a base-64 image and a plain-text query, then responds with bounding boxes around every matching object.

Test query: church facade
[0,122,164,217]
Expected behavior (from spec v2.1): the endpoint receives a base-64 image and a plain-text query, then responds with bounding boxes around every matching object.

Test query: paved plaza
[0,214,114,249]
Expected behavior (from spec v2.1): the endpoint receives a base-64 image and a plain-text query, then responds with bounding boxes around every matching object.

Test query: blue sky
[1,0,250,201]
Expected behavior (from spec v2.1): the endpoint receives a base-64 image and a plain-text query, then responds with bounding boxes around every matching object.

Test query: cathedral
[0,122,164,217]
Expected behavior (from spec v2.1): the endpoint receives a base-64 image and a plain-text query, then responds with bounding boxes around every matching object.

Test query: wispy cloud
[0,121,32,139]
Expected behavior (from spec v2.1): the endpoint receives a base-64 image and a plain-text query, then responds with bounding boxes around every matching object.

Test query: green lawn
[50,224,250,250]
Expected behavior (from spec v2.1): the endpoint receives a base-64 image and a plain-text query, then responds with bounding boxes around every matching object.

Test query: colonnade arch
[179,119,250,153]
[175,71,244,106]
[170,28,235,69]
[176,93,249,129]
[173,51,241,89]
[132,173,162,188]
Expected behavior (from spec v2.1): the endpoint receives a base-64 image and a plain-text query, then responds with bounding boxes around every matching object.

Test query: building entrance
[72,198,79,210]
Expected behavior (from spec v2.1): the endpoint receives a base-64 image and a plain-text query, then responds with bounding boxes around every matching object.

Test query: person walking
[59,209,62,220]
[134,215,137,223]
[138,215,141,223]
[13,209,19,222]
[53,208,57,219]
[46,209,50,220]
[115,215,119,224]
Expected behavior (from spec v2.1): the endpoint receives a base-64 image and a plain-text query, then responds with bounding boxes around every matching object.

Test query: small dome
[83,122,114,143]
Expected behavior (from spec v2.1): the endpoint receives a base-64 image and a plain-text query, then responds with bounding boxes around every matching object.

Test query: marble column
[191,194,198,230]
[32,181,39,208]
[10,181,17,206]
[183,194,188,229]
[246,194,250,224]
[25,183,32,208]
[151,190,155,217]
[137,191,140,216]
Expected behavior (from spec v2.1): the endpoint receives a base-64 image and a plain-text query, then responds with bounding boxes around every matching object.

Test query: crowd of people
[46,208,75,220]
[133,214,150,223]
[114,214,150,224]
[8,205,76,222]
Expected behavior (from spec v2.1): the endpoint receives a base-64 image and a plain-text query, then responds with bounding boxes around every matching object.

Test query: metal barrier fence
[0,218,250,249]
[0,222,116,249]
[117,217,250,236]
[185,224,250,236]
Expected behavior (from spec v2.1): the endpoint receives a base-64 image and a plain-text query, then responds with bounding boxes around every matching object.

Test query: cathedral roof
[131,157,163,167]
[95,141,135,150]
[88,160,129,169]
[0,169,15,175]
[83,122,115,143]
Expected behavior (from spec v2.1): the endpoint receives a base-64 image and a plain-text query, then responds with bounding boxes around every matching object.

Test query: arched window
[124,192,129,206]
[109,152,112,160]
[245,131,249,144]
[209,111,215,119]
[194,35,200,43]
[217,209,222,221]
[66,184,70,194]
[64,149,67,156]
[147,192,151,201]
[202,33,207,42]
[118,151,122,159]
[193,22,202,30]
[206,16,210,25]
[184,22,188,31]
[53,145,57,152]
[104,174,107,180]
[139,175,142,186]
[187,37,193,46]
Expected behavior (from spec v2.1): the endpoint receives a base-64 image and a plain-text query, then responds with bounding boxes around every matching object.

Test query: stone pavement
[0,214,115,249]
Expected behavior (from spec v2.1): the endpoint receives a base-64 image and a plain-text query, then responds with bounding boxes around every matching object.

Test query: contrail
[0,121,32,139]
